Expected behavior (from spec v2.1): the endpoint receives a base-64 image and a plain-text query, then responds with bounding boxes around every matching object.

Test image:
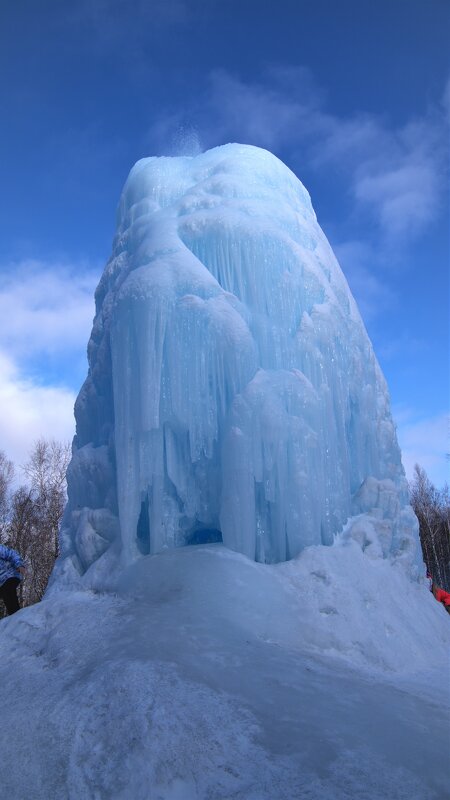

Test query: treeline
[0,440,70,617]
[409,464,450,592]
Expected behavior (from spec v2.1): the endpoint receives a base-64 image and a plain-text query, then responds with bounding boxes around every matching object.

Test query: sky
[0,0,448,487]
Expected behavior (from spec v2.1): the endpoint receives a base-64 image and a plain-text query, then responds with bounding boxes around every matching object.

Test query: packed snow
[61,144,420,575]
[1,542,449,799]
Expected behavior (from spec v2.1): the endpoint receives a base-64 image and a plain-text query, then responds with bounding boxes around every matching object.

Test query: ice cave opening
[185,528,223,546]
[136,496,150,555]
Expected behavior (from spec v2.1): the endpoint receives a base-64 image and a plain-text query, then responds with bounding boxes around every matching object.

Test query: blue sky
[0,0,448,486]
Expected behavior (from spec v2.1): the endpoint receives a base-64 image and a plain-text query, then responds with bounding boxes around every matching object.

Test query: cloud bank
[0,261,96,471]
[0,352,76,473]
[0,260,96,359]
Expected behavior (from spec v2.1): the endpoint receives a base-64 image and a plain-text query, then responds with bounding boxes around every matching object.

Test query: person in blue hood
[0,544,26,615]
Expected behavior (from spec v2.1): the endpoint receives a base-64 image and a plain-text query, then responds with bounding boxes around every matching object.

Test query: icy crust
[61,143,421,576]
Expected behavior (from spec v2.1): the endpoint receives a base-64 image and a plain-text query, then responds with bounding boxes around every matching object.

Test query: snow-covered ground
[1,539,449,799]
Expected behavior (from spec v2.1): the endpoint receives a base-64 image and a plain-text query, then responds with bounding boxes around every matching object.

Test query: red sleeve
[435,589,450,604]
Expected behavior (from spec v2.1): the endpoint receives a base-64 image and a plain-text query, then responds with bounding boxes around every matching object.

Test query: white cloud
[146,66,319,156]
[312,113,387,166]
[395,411,449,489]
[0,260,96,359]
[0,260,97,471]
[0,352,76,474]
[352,121,443,243]
[206,68,310,151]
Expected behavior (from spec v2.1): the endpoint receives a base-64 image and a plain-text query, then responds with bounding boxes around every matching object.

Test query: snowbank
[1,541,449,799]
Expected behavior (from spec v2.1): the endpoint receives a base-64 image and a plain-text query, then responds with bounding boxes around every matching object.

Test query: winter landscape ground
[1,541,449,799]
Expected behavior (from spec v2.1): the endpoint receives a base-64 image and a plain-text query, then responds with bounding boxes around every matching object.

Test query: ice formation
[60,143,420,576]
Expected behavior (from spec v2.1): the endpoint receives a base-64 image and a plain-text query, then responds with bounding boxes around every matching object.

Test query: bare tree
[410,464,450,590]
[0,439,71,616]
[23,439,71,559]
[0,451,14,542]
[7,486,36,608]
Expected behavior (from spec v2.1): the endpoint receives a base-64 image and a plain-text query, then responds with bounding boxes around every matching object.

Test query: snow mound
[1,543,449,799]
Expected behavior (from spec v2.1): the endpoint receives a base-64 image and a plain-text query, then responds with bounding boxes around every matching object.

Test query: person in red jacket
[431,581,450,614]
